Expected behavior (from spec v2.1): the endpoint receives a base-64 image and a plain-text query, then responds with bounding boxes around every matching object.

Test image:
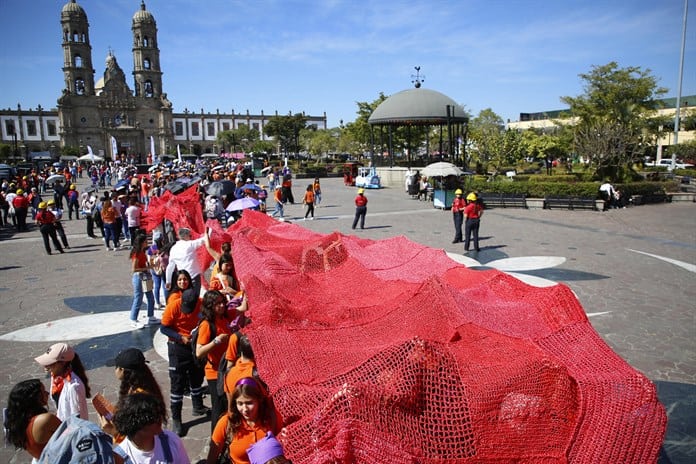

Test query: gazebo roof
[369,88,468,126]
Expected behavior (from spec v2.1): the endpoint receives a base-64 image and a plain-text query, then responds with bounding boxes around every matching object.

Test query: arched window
[64,29,69,41]
[135,35,140,46]
[143,36,149,47]
[75,78,85,95]
[72,31,79,42]
[143,58,151,70]
[74,55,82,67]
[144,80,153,97]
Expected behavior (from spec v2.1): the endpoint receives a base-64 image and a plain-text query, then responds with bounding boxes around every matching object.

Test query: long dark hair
[118,367,166,419]
[129,234,148,259]
[5,379,48,450]
[172,269,192,292]
[69,353,92,398]
[228,378,276,435]
[201,290,227,324]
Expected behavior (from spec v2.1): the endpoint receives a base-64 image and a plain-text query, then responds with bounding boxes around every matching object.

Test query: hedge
[468,179,677,198]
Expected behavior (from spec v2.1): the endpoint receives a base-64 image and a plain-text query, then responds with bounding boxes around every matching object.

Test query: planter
[669,192,695,203]
[526,198,545,209]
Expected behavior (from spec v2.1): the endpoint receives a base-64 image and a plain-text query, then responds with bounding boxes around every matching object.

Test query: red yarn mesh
[146,205,666,463]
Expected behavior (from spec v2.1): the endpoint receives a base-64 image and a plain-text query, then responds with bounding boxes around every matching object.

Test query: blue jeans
[130,272,155,322]
[151,270,164,306]
[103,223,119,248]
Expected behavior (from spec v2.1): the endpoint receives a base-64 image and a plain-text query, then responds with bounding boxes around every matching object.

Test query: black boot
[191,394,211,417]
[171,402,183,436]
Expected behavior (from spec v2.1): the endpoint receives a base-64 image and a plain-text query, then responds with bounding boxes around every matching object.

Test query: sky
[0,0,693,129]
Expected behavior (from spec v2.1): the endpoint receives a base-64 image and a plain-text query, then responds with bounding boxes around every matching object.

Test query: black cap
[109,348,147,370]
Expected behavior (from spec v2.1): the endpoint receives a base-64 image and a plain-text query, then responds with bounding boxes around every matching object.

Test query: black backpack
[190,319,215,368]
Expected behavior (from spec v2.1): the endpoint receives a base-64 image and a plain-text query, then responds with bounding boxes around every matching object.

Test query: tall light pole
[672,0,688,166]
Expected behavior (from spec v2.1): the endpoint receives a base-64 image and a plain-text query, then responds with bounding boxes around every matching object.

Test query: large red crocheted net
[145,189,666,463]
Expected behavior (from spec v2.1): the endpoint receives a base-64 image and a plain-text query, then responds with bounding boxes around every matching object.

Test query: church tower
[60,0,95,96]
[131,1,163,98]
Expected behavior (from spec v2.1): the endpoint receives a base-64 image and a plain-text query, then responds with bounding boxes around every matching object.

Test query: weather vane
[411,66,425,88]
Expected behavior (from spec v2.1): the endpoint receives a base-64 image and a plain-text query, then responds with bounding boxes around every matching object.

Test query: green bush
[470,179,675,198]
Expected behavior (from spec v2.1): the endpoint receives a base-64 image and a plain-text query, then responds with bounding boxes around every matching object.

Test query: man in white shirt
[165,227,206,312]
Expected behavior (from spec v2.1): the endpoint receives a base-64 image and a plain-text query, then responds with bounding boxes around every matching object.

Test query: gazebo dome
[369,88,467,125]
[133,1,155,24]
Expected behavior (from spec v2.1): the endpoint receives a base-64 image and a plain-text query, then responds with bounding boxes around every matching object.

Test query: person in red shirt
[451,189,466,243]
[12,188,30,231]
[464,192,484,252]
[351,188,368,230]
[35,201,64,255]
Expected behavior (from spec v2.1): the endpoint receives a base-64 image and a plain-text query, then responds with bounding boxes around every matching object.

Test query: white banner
[177,144,182,163]
[110,136,118,159]
[87,145,95,162]
[150,135,156,163]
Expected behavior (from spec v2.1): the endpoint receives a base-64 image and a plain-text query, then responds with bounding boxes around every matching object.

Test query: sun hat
[35,343,75,366]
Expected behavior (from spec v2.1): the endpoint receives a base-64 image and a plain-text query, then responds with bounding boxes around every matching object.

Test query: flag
[110,136,118,159]
[177,144,182,163]
[87,145,95,163]
[150,135,156,164]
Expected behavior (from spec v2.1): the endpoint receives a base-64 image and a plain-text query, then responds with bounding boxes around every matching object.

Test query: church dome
[61,0,86,19]
[369,88,467,125]
[132,1,155,24]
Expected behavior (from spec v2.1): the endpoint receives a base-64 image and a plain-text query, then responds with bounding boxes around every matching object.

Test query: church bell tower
[131,1,163,98]
[60,0,95,96]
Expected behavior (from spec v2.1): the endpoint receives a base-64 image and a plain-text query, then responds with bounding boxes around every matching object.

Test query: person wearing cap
[451,189,466,243]
[464,192,484,252]
[35,201,65,255]
[67,184,80,220]
[351,188,368,230]
[34,342,91,421]
[160,269,210,436]
[206,377,283,464]
[112,393,190,464]
[46,199,71,249]
[98,348,166,442]
[165,226,208,312]
[12,188,29,231]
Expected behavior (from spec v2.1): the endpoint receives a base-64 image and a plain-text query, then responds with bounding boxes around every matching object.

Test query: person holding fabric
[34,342,91,421]
[196,290,234,432]
[165,227,207,314]
[160,269,210,436]
[129,234,158,329]
[35,201,65,255]
[464,192,484,252]
[112,393,190,464]
[5,379,62,460]
[206,377,283,464]
[351,188,368,230]
[451,189,465,243]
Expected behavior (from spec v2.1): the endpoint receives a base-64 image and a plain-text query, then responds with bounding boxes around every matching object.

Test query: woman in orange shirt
[303,184,315,220]
[206,377,282,464]
[209,253,239,298]
[5,379,62,460]
[196,290,234,432]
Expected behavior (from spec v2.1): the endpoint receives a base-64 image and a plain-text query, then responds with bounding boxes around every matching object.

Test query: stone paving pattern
[0,175,694,463]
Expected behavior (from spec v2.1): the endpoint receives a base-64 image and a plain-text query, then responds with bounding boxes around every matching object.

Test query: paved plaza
[0,174,694,463]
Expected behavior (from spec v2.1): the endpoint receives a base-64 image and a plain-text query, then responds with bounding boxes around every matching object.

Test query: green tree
[560,61,667,181]
[217,124,260,153]
[263,113,308,155]
[306,128,339,159]
[0,143,11,161]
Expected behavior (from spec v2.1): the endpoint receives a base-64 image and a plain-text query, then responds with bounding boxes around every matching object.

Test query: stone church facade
[0,0,326,161]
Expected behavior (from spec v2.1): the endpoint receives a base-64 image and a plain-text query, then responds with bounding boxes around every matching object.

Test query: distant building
[0,0,326,162]
[506,95,695,158]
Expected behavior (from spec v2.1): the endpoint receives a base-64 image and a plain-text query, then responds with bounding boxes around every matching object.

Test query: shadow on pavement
[74,327,160,371]
[64,295,133,314]
[656,380,696,464]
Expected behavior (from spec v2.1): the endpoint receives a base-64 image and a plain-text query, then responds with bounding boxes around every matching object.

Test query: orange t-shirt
[223,358,255,394]
[198,318,233,380]
[303,190,315,204]
[225,332,240,363]
[161,292,201,338]
[211,413,282,464]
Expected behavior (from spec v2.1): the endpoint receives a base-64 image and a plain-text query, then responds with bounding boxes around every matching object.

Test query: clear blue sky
[0,0,693,128]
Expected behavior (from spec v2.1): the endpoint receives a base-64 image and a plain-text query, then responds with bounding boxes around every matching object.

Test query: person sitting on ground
[4,379,62,460]
[112,393,190,464]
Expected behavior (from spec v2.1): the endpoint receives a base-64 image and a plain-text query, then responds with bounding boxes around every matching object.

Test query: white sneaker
[130,320,144,329]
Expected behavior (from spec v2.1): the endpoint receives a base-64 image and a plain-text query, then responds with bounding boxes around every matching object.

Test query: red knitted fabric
[154,207,668,463]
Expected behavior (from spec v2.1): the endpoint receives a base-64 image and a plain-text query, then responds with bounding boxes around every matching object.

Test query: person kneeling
[112,393,190,464]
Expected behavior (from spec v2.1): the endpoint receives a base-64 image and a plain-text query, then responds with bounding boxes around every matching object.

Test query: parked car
[645,159,694,170]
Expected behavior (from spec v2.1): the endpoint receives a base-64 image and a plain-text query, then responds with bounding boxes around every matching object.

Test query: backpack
[38,415,115,464]
[113,432,172,463]
[190,319,216,368]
